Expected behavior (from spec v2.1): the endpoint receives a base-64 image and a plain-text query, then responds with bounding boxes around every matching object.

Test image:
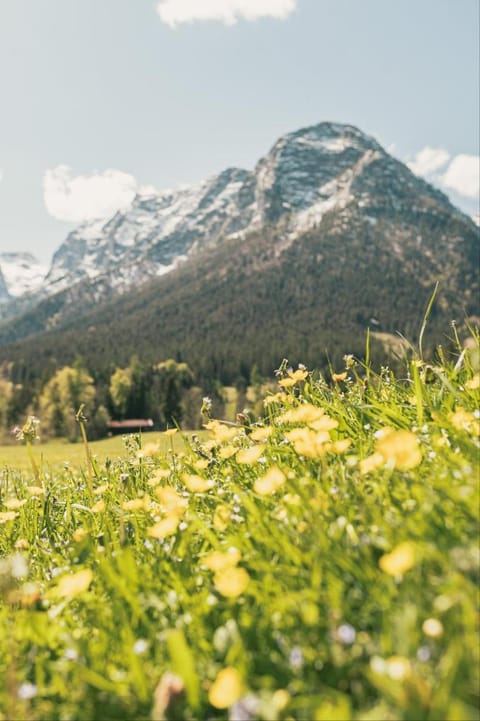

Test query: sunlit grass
[0,432,204,472]
[0,338,478,721]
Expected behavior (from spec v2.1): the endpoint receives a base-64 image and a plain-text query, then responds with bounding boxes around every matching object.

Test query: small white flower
[133,639,149,655]
[18,683,38,700]
[336,623,356,645]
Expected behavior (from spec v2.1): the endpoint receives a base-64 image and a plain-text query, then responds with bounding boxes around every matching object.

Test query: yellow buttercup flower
[147,515,180,539]
[25,486,44,497]
[148,469,171,486]
[93,483,109,495]
[329,439,351,454]
[4,499,27,510]
[203,548,241,572]
[57,569,93,598]
[214,567,250,598]
[254,466,286,495]
[183,474,214,493]
[91,500,105,514]
[278,404,325,425]
[236,445,265,465]
[465,374,480,390]
[213,504,231,531]
[449,407,479,435]
[285,428,330,458]
[379,542,416,575]
[249,426,273,442]
[278,369,308,387]
[155,487,187,515]
[332,372,348,382]
[359,452,384,475]
[375,429,422,470]
[0,511,17,523]
[122,498,148,511]
[219,444,238,460]
[208,668,243,709]
[205,420,239,443]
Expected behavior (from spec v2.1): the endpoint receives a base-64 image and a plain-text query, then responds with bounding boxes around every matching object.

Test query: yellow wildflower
[148,515,180,539]
[122,498,148,511]
[93,483,109,495]
[0,511,17,523]
[254,466,286,495]
[203,548,241,572]
[164,428,178,437]
[329,439,351,454]
[155,487,187,515]
[359,452,384,475]
[309,415,339,432]
[379,542,416,576]
[278,404,325,425]
[465,374,480,390]
[15,538,29,550]
[25,486,44,496]
[57,569,93,598]
[194,458,209,470]
[264,392,288,406]
[91,500,105,514]
[73,528,88,543]
[285,428,330,458]
[183,474,214,493]
[214,567,250,598]
[148,469,171,486]
[214,504,231,531]
[219,444,238,460]
[332,372,348,382]
[4,499,27,510]
[208,668,243,709]
[236,444,265,465]
[449,407,479,434]
[375,429,422,470]
[278,369,308,388]
[249,426,273,442]
[205,420,239,443]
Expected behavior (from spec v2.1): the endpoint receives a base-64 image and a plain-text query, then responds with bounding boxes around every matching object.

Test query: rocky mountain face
[0,122,478,350]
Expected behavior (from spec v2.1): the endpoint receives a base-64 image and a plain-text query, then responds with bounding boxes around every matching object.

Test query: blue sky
[0,0,478,262]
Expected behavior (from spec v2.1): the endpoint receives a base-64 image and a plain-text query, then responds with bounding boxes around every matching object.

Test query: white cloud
[439,154,479,199]
[407,146,450,177]
[157,0,296,26]
[407,146,479,201]
[43,166,138,223]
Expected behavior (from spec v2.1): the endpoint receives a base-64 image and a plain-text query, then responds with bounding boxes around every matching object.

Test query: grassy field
[0,432,203,473]
[0,339,479,721]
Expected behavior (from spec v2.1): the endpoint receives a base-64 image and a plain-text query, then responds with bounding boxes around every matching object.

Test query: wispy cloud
[43,166,138,223]
[439,154,479,200]
[407,146,479,201]
[157,0,297,27]
[407,147,450,177]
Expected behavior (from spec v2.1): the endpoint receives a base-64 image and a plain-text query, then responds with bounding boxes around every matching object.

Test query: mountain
[0,122,478,384]
[0,253,47,304]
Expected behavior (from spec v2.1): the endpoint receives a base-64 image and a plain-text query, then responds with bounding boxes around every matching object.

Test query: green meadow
[0,340,479,721]
[0,432,199,473]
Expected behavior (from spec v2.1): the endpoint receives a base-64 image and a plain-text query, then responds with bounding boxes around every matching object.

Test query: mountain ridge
[0,121,478,386]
